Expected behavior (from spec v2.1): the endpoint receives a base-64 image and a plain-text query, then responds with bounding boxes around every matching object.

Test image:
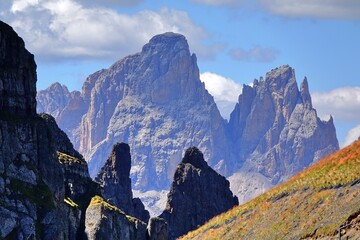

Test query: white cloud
[229,45,279,63]
[11,0,38,12]
[200,72,242,119]
[77,0,143,7]
[1,0,219,62]
[312,87,360,121]
[259,0,360,19]
[343,124,360,147]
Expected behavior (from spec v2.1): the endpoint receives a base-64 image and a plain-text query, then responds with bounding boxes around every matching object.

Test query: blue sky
[1,0,360,147]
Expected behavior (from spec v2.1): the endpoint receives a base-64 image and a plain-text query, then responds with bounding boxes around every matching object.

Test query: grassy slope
[181,140,360,240]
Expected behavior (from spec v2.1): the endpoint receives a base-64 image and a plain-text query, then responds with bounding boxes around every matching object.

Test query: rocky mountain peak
[300,77,312,109]
[96,142,150,223]
[143,32,189,55]
[54,32,230,193]
[181,146,208,169]
[228,65,339,203]
[108,142,132,177]
[0,21,37,117]
[160,147,238,239]
[37,82,71,116]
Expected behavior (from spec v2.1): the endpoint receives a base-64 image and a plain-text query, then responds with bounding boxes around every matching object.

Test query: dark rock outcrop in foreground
[147,217,168,240]
[160,147,238,239]
[0,20,97,239]
[0,20,147,239]
[95,142,150,223]
[0,20,36,117]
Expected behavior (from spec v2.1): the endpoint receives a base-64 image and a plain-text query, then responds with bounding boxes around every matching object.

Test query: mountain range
[1,18,357,240]
[37,32,339,214]
[0,20,237,239]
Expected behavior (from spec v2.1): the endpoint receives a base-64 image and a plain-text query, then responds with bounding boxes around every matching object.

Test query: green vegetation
[89,195,125,215]
[88,195,144,224]
[57,151,86,165]
[181,140,360,240]
[64,197,79,208]
[9,178,54,210]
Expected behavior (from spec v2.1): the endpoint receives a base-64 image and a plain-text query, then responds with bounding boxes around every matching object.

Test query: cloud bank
[312,87,360,147]
[343,125,360,147]
[200,72,243,119]
[312,87,360,122]
[2,0,221,62]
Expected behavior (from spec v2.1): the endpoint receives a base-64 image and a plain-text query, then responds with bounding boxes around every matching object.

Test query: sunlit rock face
[38,32,230,192]
[37,34,339,212]
[228,65,339,201]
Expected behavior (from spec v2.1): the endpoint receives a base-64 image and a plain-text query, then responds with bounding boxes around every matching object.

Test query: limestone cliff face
[37,32,229,191]
[95,142,150,223]
[228,65,339,190]
[160,147,238,239]
[37,33,340,212]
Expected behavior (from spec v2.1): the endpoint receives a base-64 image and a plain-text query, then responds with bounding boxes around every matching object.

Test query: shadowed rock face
[0,20,94,239]
[160,147,238,239]
[0,21,37,117]
[0,20,155,239]
[96,142,150,223]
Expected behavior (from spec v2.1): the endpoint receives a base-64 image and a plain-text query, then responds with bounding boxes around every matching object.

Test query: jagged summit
[57,31,229,191]
[160,147,238,239]
[144,32,188,52]
[181,147,208,169]
[37,31,339,215]
[96,142,150,223]
[300,77,312,108]
[228,64,339,203]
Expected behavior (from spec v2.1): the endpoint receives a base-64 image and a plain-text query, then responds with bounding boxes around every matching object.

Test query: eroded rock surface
[96,142,150,223]
[160,147,238,239]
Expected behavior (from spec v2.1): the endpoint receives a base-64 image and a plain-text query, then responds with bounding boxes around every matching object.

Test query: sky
[1,0,359,147]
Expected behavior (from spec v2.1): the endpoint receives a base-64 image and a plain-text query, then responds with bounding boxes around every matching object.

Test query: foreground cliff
[0,20,92,238]
[160,147,238,239]
[182,140,360,240]
[0,20,149,239]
